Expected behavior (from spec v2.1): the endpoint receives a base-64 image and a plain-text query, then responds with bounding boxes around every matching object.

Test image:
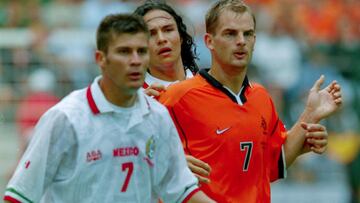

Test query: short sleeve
[4,109,77,203]
[269,119,287,182]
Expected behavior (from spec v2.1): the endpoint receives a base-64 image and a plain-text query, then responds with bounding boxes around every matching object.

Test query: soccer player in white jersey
[134,2,199,91]
[134,1,213,185]
[3,13,215,203]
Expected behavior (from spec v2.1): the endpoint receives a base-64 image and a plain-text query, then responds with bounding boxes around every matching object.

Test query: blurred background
[0,0,359,202]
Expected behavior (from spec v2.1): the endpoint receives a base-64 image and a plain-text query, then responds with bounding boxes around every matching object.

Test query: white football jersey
[144,69,194,88]
[4,76,199,203]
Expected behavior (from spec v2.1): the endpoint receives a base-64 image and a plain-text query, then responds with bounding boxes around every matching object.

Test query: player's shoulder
[140,93,176,130]
[245,82,276,108]
[248,81,272,96]
[138,90,168,115]
[159,74,205,105]
[46,88,89,119]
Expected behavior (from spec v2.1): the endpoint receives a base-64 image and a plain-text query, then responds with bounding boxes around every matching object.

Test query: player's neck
[99,78,137,108]
[209,63,247,94]
[149,59,186,82]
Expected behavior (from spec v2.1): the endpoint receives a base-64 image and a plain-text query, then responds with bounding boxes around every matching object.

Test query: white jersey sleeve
[153,110,199,203]
[4,109,77,203]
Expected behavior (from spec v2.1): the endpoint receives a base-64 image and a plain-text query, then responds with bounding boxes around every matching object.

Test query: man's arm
[3,110,76,203]
[144,83,165,98]
[185,155,211,183]
[284,75,342,167]
[186,190,216,203]
[285,122,327,167]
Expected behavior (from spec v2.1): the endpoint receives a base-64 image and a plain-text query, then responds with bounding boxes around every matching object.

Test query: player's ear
[95,50,106,69]
[204,33,214,51]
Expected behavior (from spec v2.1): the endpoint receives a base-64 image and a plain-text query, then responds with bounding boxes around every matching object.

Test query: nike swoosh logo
[216,127,231,135]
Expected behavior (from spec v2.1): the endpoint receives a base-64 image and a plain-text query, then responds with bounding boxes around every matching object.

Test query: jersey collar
[87,76,150,118]
[199,69,251,104]
[144,69,194,88]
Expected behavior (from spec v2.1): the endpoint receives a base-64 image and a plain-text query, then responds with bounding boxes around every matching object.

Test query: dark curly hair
[134,0,199,73]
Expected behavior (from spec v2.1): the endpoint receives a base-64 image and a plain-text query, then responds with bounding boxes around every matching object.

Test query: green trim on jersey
[6,188,34,203]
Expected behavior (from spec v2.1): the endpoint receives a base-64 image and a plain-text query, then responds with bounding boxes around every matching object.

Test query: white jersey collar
[144,69,194,88]
[87,76,150,117]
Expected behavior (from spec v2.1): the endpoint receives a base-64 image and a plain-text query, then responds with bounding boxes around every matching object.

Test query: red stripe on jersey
[182,188,200,203]
[86,86,100,115]
[4,196,21,203]
[143,82,149,89]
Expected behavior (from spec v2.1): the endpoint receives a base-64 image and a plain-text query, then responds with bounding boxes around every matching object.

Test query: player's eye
[223,30,237,37]
[138,48,148,55]
[149,30,157,37]
[164,27,174,33]
[244,30,255,38]
[117,48,131,55]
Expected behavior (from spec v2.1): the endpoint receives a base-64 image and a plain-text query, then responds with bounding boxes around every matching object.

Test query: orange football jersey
[159,69,287,203]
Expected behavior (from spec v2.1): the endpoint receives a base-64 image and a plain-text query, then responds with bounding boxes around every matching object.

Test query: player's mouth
[234,51,247,59]
[128,72,142,81]
[158,47,172,57]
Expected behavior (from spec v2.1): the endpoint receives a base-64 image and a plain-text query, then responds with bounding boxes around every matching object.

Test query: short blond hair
[205,0,256,35]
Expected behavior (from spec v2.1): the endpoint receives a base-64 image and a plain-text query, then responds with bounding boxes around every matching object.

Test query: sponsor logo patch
[86,149,102,162]
[216,127,231,135]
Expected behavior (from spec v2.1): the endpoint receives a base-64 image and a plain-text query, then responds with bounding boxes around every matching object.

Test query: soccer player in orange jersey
[159,1,342,202]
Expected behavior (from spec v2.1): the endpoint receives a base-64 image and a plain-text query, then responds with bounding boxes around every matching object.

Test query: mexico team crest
[146,136,156,159]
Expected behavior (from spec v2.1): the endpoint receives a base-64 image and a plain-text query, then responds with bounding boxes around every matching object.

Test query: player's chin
[127,81,144,90]
[231,58,248,66]
[158,56,175,65]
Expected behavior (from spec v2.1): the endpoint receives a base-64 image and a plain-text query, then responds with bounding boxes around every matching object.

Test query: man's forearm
[187,190,216,203]
[284,111,316,167]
